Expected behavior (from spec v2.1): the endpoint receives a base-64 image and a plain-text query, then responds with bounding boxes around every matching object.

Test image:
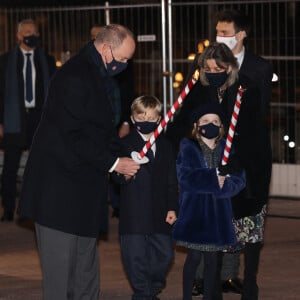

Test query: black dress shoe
[1,211,14,222]
[222,278,243,294]
[111,207,119,218]
[192,280,204,297]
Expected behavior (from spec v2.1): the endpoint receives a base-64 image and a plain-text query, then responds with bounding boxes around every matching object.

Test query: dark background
[0,0,158,7]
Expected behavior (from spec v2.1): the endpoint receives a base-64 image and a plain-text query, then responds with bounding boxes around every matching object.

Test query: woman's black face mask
[205,71,229,88]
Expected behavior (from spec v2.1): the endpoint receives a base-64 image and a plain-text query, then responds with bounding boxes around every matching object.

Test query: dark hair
[214,9,251,36]
[198,42,239,87]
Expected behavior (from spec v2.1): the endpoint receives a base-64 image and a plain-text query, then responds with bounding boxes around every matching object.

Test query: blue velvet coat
[172,138,245,250]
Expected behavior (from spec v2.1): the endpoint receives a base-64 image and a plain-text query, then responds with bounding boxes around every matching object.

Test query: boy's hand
[166,210,177,225]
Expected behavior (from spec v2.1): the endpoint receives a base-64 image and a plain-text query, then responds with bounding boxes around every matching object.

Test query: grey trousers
[35,223,100,300]
[195,252,240,281]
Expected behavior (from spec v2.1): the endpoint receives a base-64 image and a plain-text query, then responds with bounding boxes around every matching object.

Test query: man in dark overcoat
[17,24,140,300]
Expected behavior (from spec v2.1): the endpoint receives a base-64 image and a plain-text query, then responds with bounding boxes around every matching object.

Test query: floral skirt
[234,204,267,244]
[224,205,267,253]
[176,205,267,253]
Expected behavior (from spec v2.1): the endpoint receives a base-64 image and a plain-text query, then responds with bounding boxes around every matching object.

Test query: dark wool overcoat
[18,42,120,237]
[166,50,273,219]
[112,129,178,235]
[172,138,245,247]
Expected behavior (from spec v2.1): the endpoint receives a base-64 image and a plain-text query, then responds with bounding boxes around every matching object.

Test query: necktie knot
[147,148,155,163]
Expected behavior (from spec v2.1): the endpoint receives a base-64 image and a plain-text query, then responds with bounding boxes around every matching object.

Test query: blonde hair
[131,95,162,116]
[198,42,239,88]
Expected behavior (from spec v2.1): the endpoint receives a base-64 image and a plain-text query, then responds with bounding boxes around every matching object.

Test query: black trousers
[241,242,262,300]
[183,249,223,300]
[120,234,174,300]
[1,109,39,213]
[1,144,23,212]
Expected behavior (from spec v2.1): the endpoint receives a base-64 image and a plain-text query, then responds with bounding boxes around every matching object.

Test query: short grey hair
[94,24,134,49]
[17,19,37,33]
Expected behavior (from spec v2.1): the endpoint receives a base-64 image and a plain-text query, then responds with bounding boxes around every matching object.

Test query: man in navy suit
[17,24,140,300]
[0,19,56,221]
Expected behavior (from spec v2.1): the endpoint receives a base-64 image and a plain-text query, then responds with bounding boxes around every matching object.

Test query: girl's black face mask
[198,123,220,139]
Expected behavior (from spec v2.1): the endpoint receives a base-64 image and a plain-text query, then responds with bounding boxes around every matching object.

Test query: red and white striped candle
[221,86,244,165]
[131,70,199,164]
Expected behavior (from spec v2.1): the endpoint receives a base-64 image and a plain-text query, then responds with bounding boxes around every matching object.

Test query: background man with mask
[17,24,140,300]
[0,18,56,222]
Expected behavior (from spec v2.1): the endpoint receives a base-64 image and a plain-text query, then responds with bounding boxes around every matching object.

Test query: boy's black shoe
[111,208,119,218]
[192,280,204,297]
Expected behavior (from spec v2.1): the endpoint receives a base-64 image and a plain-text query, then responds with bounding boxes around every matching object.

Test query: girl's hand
[166,210,177,225]
[218,175,225,188]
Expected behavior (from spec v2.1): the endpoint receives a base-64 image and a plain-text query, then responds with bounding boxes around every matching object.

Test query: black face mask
[23,35,39,48]
[134,121,158,134]
[106,47,128,76]
[205,71,229,88]
[198,123,220,139]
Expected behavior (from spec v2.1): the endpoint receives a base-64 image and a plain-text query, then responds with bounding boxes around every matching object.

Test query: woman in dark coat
[166,42,272,299]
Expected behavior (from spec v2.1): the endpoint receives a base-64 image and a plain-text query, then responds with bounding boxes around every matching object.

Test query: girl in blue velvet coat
[172,103,245,300]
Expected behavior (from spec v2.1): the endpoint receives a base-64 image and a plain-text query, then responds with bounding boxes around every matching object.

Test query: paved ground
[0,197,299,299]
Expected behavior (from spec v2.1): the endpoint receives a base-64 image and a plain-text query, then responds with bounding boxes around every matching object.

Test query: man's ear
[236,30,247,42]
[16,32,22,42]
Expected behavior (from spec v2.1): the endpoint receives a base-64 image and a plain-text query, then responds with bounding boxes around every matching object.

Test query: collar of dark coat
[80,41,107,77]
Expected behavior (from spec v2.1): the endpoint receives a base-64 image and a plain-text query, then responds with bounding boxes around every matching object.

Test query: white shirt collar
[137,130,156,153]
[20,47,34,56]
[234,47,245,70]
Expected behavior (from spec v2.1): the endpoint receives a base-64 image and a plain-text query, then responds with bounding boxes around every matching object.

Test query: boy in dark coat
[113,95,178,300]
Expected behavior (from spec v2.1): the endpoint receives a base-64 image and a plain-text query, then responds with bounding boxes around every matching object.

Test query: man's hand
[118,123,130,138]
[114,157,140,177]
[166,210,177,225]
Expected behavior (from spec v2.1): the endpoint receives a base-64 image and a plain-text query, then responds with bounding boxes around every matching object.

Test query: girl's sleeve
[214,171,246,198]
[176,139,221,193]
